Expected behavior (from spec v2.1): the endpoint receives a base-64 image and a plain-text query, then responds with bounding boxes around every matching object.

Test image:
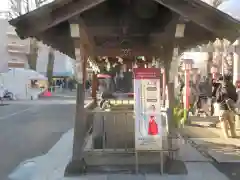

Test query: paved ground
[0,98,78,180]
[8,127,230,180]
[43,89,77,98]
[7,107,231,180]
[180,116,240,180]
[4,101,233,180]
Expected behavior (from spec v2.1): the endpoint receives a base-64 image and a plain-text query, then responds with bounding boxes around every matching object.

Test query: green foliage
[99,64,108,74]
[173,106,185,127]
[99,61,122,76]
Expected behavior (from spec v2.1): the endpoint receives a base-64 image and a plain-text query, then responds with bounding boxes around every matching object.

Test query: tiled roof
[8,0,240,58]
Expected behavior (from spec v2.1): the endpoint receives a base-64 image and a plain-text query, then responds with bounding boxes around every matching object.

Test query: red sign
[236,80,240,88]
[133,68,160,79]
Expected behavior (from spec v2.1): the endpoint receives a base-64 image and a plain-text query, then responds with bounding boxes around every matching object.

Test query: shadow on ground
[179,126,220,138]
[180,125,240,180]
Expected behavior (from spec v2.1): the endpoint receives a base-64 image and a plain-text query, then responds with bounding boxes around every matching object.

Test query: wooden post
[82,55,87,90]
[161,47,175,128]
[233,39,240,130]
[65,23,88,176]
[233,39,240,84]
[161,67,166,103]
[91,71,97,102]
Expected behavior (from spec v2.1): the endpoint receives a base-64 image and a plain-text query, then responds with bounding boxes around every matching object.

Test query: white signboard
[133,68,162,151]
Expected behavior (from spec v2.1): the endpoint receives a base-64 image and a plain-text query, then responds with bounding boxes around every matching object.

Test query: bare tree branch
[9,0,50,17]
[35,0,41,8]
[203,0,226,7]
[9,0,48,70]
[212,0,223,7]
[9,0,22,17]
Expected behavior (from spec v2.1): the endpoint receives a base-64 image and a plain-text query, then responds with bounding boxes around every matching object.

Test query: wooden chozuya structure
[10,0,240,176]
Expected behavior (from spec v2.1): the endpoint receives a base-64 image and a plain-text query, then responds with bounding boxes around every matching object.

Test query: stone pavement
[8,129,230,180]
[180,116,240,180]
[184,116,240,163]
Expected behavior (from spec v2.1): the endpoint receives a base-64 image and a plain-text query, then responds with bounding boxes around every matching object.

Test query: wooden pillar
[82,55,87,90]
[65,23,88,175]
[91,71,97,102]
[162,45,175,128]
[233,39,240,130]
[161,67,166,102]
[162,47,173,84]
[233,39,240,84]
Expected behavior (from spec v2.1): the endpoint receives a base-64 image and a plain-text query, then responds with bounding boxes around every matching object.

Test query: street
[0,101,76,180]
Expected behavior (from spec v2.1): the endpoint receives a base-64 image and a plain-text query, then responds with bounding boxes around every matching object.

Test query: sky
[0,0,9,11]
[0,0,53,13]
[0,0,221,11]
[218,0,240,20]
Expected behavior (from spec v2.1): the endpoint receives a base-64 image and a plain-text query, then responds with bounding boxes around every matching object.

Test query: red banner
[133,68,160,79]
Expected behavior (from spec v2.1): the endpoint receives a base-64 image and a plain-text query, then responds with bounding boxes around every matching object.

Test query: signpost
[133,68,162,151]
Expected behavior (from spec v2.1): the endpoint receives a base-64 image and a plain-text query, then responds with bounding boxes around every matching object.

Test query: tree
[202,0,226,6]
[46,47,55,86]
[200,0,225,75]
[10,0,55,84]
[212,0,224,7]
[9,0,49,70]
[27,38,38,70]
[9,0,22,17]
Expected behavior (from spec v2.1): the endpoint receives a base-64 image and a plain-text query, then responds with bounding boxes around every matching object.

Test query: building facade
[0,15,74,76]
[0,17,12,72]
[6,22,30,69]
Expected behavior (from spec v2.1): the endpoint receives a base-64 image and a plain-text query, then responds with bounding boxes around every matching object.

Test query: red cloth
[43,90,51,97]
[148,116,158,135]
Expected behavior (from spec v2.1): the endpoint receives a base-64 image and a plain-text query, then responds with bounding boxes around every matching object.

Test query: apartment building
[0,14,75,77]
[6,22,30,69]
[0,13,29,70]
[0,17,11,72]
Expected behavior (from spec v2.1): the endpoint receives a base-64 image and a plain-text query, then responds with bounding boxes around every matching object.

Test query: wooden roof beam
[153,0,240,42]
[69,16,97,57]
[10,0,107,39]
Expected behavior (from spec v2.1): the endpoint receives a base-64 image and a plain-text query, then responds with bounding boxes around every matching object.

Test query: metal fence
[85,110,134,151]
[82,109,179,174]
